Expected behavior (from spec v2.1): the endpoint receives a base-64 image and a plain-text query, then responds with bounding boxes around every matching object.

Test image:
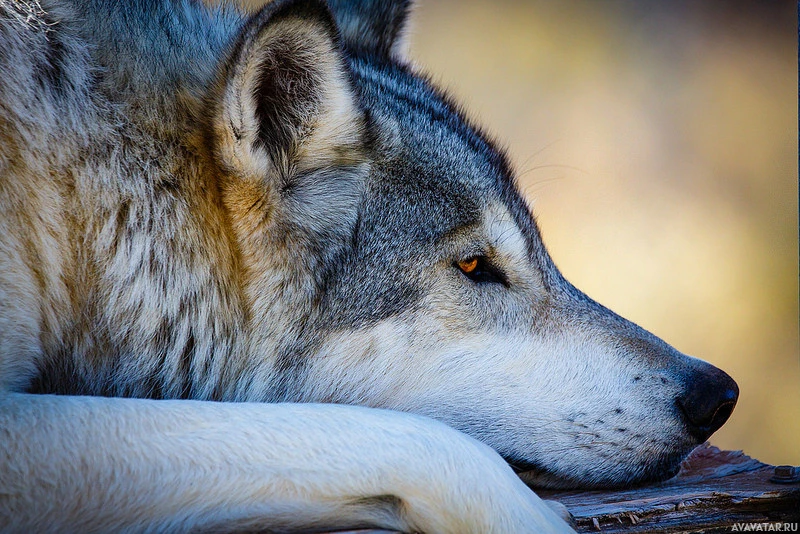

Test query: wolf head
[208,0,738,488]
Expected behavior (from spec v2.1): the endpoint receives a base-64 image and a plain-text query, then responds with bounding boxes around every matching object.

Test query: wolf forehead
[348,57,545,256]
[307,55,561,328]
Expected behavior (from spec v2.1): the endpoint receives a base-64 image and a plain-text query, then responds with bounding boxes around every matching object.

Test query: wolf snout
[677,364,739,442]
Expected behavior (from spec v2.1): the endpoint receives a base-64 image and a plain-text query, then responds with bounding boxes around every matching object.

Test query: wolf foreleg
[0,394,573,533]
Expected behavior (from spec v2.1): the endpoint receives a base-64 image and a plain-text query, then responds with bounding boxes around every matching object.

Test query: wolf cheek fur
[0,0,737,532]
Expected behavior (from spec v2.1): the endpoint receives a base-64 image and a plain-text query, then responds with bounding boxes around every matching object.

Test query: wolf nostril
[677,366,739,443]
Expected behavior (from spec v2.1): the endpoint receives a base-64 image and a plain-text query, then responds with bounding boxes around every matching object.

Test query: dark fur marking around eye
[456,256,509,287]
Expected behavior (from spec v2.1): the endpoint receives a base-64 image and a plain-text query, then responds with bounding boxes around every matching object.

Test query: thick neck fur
[75,1,241,110]
[8,0,319,401]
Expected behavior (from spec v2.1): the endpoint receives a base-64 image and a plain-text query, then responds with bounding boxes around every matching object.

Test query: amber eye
[455,256,509,287]
[457,257,479,274]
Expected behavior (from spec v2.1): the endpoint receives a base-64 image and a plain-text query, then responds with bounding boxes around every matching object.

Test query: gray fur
[328,0,413,57]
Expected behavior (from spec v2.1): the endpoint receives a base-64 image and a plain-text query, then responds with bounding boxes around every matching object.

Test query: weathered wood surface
[538,444,800,533]
[330,444,799,533]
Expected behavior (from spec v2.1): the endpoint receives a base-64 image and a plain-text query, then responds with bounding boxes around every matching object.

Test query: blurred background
[407,0,798,465]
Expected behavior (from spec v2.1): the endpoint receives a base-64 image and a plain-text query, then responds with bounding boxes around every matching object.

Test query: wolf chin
[0,0,738,532]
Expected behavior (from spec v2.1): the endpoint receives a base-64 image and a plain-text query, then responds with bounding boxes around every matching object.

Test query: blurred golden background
[240,0,798,465]
[407,1,797,465]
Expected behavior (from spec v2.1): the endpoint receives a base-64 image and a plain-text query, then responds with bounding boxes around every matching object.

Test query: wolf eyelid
[455,256,509,287]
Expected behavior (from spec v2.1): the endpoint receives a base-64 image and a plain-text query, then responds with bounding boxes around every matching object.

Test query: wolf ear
[326,0,414,59]
[213,0,367,240]
[215,0,366,182]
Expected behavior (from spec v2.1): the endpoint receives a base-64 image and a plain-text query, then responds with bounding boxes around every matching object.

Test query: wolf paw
[543,500,576,529]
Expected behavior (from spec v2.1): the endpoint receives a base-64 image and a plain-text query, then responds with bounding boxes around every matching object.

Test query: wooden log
[537,444,800,533]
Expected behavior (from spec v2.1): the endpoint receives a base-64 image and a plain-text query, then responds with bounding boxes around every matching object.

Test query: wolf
[0,0,739,532]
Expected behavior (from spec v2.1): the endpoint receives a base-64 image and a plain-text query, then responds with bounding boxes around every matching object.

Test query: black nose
[677,365,738,442]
